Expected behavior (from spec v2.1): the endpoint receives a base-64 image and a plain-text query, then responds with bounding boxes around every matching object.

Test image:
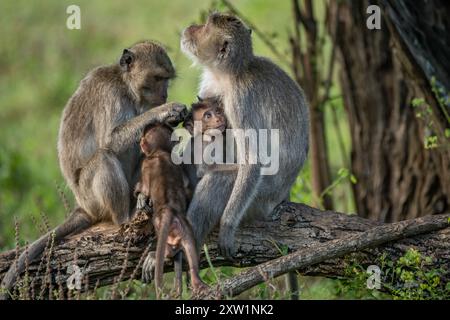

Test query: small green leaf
[445,129,450,138]
[411,98,425,108]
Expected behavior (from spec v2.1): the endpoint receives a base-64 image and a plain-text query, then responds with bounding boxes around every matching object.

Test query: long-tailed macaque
[180,13,309,259]
[0,41,187,299]
[135,124,207,299]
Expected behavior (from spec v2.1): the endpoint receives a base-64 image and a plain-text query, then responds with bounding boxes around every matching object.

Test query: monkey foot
[191,282,214,300]
[142,251,156,283]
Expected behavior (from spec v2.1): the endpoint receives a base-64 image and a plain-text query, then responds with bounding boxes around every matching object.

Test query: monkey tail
[154,207,173,300]
[0,207,91,299]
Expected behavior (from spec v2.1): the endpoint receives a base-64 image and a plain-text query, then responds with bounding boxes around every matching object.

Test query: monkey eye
[154,75,167,82]
[203,111,212,119]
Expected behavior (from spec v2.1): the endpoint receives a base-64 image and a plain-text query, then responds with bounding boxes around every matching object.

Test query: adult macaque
[180,13,309,258]
[0,41,187,299]
[135,124,207,299]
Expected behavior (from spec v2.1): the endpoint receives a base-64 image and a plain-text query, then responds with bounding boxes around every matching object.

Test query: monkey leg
[170,213,208,296]
[186,172,235,250]
[179,234,208,296]
[173,251,183,298]
[77,149,130,225]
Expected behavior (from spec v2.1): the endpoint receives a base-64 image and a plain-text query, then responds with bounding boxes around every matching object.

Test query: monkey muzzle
[185,24,203,36]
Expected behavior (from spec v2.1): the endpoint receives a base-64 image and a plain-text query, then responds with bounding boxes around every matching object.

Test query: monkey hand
[142,251,156,283]
[218,225,237,260]
[136,193,153,215]
[160,102,188,126]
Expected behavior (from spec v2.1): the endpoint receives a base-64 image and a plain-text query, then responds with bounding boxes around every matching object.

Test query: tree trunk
[329,0,449,222]
[1,203,448,298]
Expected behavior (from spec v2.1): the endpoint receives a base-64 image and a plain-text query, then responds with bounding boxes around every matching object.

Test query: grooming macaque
[135,124,207,299]
[180,13,309,258]
[0,41,187,299]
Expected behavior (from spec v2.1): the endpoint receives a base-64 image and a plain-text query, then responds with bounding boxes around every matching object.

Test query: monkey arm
[218,164,262,257]
[106,102,186,154]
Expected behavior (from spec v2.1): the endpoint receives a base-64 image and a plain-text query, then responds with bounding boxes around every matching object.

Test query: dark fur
[136,124,207,299]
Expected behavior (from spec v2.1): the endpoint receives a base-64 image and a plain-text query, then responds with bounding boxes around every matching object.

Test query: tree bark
[329,0,449,222]
[1,203,448,298]
[198,213,450,298]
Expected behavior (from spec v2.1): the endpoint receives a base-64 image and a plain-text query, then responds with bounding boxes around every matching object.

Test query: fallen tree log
[0,202,449,299]
[198,212,450,298]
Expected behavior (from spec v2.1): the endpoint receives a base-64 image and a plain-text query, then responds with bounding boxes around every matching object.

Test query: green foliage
[411,96,450,150]
[380,249,449,300]
[0,0,407,300]
[430,76,450,124]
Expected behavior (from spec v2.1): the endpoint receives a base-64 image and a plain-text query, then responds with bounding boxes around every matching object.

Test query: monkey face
[138,74,171,108]
[196,107,226,133]
[181,13,253,69]
[120,41,175,108]
[185,97,227,135]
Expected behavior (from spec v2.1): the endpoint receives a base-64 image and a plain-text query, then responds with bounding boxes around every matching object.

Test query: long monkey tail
[154,207,173,300]
[0,207,91,300]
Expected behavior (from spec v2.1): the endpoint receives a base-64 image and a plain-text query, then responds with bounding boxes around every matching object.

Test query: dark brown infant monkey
[134,124,207,299]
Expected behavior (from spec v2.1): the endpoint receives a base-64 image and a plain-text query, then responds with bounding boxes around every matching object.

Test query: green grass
[0,0,358,299]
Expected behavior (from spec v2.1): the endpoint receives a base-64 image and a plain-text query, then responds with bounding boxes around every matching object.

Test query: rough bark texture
[1,203,448,298]
[198,213,450,298]
[329,0,449,222]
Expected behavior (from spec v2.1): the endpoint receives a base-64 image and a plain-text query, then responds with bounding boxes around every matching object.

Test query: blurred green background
[0,0,358,299]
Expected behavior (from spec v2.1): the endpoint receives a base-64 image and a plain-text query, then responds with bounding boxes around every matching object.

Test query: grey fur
[181,13,309,257]
[0,41,186,299]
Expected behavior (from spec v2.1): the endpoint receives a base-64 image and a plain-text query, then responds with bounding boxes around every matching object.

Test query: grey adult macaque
[0,41,187,299]
[180,13,309,258]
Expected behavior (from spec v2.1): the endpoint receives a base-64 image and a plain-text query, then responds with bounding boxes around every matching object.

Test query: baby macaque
[184,96,227,135]
[183,96,237,186]
[134,123,207,299]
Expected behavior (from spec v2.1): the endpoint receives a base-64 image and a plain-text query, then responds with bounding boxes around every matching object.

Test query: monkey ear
[139,138,151,156]
[219,40,229,57]
[248,28,252,35]
[183,113,194,134]
[120,49,135,71]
